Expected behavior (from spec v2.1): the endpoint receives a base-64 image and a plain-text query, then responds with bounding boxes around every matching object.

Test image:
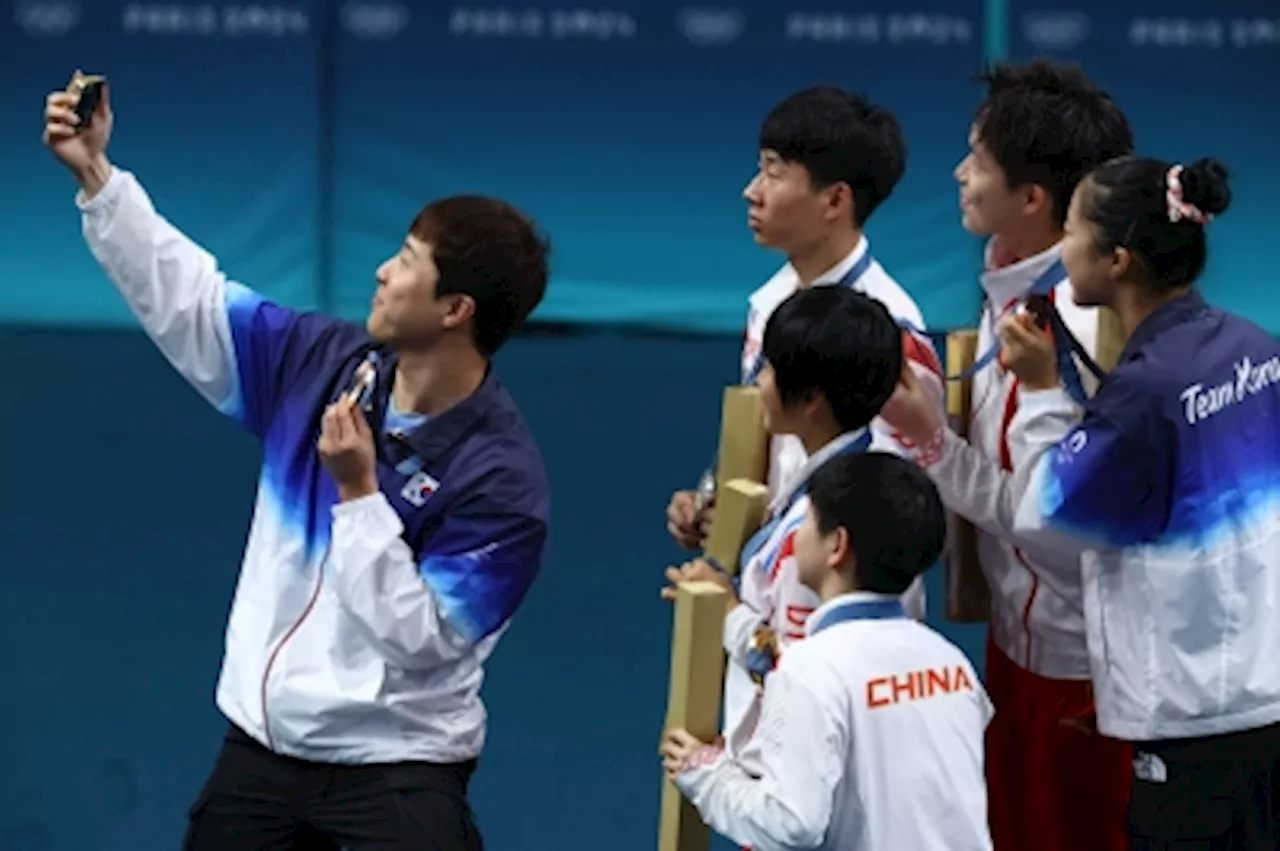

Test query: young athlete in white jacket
[664,86,942,586]
[662,451,993,851]
[905,60,1135,851]
[663,286,939,768]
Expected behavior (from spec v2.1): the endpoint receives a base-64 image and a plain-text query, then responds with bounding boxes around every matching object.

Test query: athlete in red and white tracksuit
[922,241,1131,851]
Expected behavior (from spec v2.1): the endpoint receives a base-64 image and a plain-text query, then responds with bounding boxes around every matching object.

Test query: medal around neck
[745,626,779,687]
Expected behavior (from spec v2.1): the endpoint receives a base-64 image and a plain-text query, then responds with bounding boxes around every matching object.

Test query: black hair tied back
[1176,158,1232,221]
[1087,154,1232,291]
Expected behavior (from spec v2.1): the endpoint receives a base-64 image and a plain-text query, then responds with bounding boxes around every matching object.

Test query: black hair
[1080,156,1228,291]
[761,287,903,433]
[759,85,906,226]
[1082,157,1230,293]
[410,196,551,357]
[807,452,945,595]
[974,58,1134,227]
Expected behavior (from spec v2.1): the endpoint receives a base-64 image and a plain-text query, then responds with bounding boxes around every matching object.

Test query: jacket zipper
[998,366,1041,669]
[259,544,330,750]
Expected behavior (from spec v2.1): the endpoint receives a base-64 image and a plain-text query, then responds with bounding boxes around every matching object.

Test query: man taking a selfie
[43,72,552,851]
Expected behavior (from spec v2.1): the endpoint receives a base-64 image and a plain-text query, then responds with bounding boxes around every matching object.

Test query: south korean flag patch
[401,470,440,507]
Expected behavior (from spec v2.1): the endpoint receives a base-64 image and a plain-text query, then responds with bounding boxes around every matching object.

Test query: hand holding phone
[72,74,107,129]
[43,71,114,184]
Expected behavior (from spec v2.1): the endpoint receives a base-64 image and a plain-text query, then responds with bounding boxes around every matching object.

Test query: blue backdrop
[330,2,984,329]
[0,0,324,324]
[5,1,1275,334]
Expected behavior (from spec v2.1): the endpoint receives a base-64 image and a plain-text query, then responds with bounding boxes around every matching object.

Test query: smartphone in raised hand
[73,74,107,129]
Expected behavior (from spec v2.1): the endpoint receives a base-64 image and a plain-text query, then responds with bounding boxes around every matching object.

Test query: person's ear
[800,390,827,420]
[439,293,476,330]
[821,181,855,225]
[1109,245,1134,281]
[826,525,852,570]
[1021,184,1052,219]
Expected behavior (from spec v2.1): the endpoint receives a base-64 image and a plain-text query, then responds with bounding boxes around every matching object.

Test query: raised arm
[921,391,1081,544]
[882,312,1166,567]
[993,312,1169,552]
[1006,386,1167,552]
[900,301,1091,546]
[45,74,334,439]
[873,325,946,458]
[864,327,942,618]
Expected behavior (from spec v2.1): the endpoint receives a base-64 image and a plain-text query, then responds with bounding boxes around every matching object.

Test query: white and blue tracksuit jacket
[78,168,550,764]
[933,291,1280,741]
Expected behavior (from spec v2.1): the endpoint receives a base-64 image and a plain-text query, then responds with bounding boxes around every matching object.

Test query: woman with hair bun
[1061,155,1232,305]
[885,155,1280,849]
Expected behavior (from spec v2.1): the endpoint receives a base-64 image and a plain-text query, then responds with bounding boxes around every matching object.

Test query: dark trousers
[1129,721,1280,850]
[184,725,483,851]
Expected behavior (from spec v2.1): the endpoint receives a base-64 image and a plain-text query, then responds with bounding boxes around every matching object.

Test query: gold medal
[747,626,779,687]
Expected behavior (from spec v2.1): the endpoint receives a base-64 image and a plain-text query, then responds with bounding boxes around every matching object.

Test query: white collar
[979,238,1064,310]
[752,236,874,312]
[806,590,905,637]
[768,427,868,516]
[807,235,871,288]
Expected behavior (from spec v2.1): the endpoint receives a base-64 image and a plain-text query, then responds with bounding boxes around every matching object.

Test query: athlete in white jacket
[665,85,941,614]
[664,285,941,765]
[888,152,1280,850]
[902,60,1135,851]
[663,452,992,851]
[742,234,933,491]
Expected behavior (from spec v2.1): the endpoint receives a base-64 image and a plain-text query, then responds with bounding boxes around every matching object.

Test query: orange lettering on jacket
[866,665,974,709]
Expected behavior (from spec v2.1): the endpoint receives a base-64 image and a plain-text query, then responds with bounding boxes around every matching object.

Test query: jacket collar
[1117,291,1209,365]
[805,590,905,637]
[980,239,1063,309]
[371,349,499,468]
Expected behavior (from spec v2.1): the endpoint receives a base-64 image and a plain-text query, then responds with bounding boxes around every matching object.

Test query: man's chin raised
[365,314,389,340]
[959,211,993,238]
[748,224,776,248]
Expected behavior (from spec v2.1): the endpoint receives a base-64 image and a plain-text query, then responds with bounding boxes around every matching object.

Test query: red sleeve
[902,327,944,377]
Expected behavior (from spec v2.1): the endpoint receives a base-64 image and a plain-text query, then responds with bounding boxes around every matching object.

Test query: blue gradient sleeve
[1040,414,1168,548]
[221,281,336,438]
[417,503,549,645]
